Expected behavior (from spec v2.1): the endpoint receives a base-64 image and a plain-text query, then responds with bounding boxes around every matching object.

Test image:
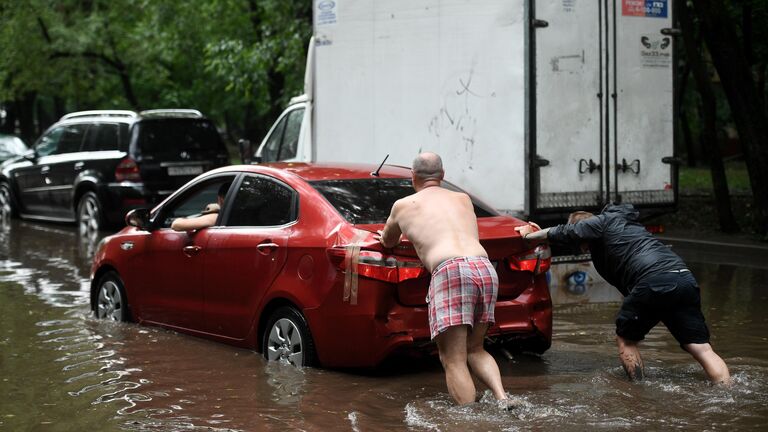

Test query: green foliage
[0,0,312,141]
[679,161,752,194]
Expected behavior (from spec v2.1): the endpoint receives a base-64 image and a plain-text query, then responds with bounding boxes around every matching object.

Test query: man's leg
[683,343,731,384]
[616,335,644,380]
[466,322,507,400]
[435,325,476,404]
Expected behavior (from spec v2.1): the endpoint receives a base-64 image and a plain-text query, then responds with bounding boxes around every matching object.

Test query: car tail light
[645,224,664,234]
[115,157,141,182]
[508,244,551,275]
[327,248,428,283]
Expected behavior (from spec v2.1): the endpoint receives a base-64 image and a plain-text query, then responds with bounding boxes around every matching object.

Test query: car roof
[55,109,210,126]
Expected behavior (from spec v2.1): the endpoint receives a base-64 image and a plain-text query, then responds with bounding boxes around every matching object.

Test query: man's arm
[378,201,403,248]
[548,215,604,244]
[171,213,218,232]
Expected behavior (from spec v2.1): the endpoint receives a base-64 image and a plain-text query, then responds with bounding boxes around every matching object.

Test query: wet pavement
[1,219,768,431]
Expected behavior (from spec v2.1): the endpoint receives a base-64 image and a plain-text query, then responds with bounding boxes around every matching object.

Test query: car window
[83,123,120,151]
[158,176,236,228]
[278,108,303,160]
[226,175,296,227]
[261,116,287,163]
[55,124,88,154]
[136,119,225,156]
[310,178,497,224]
[35,127,64,156]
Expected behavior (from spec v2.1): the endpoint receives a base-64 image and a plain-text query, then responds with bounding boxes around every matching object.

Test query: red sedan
[90,163,552,368]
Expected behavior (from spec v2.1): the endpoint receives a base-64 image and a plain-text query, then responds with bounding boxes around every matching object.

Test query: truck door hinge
[618,158,641,174]
[532,19,549,29]
[661,28,682,37]
[578,159,601,174]
[533,156,550,168]
[661,156,683,165]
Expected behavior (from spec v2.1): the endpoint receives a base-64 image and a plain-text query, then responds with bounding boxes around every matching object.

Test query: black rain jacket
[547,203,687,296]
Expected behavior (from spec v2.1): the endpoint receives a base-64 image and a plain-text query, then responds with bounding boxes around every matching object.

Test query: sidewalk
[656,227,768,269]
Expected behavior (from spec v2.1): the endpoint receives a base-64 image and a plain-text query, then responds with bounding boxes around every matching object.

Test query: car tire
[0,182,18,220]
[262,306,317,367]
[77,191,103,237]
[95,271,131,322]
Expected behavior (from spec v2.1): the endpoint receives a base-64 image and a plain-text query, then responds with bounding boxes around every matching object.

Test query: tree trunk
[18,93,37,144]
[693,0,768,235]
[680,108,696,167]
[680,4,738,232]
[0,101,17,134]
[676,65,697,166]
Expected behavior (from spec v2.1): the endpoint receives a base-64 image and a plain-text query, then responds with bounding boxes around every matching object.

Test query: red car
[90,163,552,368]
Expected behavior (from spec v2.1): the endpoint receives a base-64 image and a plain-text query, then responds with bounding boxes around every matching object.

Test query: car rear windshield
[310,178,497,224]
[135,119,224,155]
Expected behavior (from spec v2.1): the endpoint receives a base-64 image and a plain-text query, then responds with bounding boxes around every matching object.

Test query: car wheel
[95,272,131,322]
[0,182,17,220]
[77,191,103,237]
[262,306,317,367]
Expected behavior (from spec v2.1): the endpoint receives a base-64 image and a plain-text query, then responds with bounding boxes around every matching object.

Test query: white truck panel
[612,0,675,204]
[535,0,603,208]
[313,0,527,213]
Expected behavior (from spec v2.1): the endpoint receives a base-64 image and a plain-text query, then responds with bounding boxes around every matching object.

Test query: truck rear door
[610,0,676,205]
[532,0,676,214]
[533,0,604,211]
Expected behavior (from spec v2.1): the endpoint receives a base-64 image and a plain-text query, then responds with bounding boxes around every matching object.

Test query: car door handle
[40,166,50,174]
[183,245,202,257]
[256,242,279,255]
[74,162,84,170]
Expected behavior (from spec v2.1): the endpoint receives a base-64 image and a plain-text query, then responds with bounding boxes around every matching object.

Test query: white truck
[249,0,680,220]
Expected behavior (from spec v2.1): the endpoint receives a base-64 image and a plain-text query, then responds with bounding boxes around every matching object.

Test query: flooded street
[1,220,768,431]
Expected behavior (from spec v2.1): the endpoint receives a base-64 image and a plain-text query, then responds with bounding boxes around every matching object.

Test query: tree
[692,0,768,235]
[679,3,738,232]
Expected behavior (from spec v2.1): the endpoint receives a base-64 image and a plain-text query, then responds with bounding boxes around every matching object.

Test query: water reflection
[1,219,768,430]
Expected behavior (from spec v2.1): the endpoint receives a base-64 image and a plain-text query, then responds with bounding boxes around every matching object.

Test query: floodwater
[1,219,767,431]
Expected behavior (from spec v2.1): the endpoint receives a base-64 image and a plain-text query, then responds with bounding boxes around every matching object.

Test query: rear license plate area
[167,165,203,176]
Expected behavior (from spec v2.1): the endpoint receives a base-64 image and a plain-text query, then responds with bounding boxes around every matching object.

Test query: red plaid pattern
[427,256,499,339]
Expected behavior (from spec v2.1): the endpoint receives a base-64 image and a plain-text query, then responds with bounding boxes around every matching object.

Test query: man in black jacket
[519,203,730,384]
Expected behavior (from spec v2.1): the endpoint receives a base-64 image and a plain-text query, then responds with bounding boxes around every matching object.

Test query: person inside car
[171,182,230,232]
[517,203,730,385]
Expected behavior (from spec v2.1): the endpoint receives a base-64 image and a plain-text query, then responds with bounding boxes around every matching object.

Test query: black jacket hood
[601,202,640,222]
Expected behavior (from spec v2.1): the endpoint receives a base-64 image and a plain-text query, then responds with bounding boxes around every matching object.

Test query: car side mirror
[125,208,152,231]
[238,138,253,164]
[22,149,37,161]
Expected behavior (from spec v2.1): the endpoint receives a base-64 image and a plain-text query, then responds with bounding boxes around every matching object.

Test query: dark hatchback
[0,110,230,235]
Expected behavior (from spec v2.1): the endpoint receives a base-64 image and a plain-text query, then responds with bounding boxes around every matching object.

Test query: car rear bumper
[100,182,172,225]
[305,274,552,368]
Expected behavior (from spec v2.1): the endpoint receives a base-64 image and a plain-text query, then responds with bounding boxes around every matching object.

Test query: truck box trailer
[251,0,679,220]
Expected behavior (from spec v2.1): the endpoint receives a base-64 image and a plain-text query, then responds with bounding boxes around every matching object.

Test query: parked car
[0,110,230,236]
[90,162,552,368]
[0,134,28,163]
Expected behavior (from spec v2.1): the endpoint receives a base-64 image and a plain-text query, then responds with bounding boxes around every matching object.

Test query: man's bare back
[380,186,487,272]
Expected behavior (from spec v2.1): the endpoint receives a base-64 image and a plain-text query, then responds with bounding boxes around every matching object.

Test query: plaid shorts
[427,256,499,339]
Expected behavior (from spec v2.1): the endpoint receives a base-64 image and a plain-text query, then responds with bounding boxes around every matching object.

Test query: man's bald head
[412,152,444,181]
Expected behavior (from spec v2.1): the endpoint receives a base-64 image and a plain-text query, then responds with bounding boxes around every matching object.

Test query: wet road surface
[1,219,767,431]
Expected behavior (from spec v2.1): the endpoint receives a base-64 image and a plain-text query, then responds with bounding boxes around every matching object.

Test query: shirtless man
[377,152,511,407]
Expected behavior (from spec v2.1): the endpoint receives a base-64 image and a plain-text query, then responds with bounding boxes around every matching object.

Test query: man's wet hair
[568,211,594,224]
[218,182,231,199]
[412,152,444,180]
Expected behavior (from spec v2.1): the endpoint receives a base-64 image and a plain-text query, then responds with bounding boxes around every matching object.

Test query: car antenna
[370,154,389,177]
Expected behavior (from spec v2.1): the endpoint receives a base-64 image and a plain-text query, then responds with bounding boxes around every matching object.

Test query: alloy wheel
[0,184,12,222]
[97,280,124,321]
[266,318,305,366]
[78,194,101,236]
